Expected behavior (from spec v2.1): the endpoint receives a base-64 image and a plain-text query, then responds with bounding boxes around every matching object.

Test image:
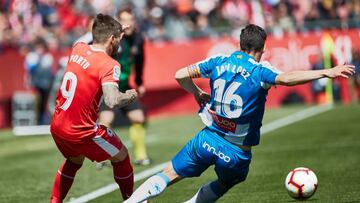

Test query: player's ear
[105,35,114,45]
[119,32,125,39]
[109,35,115,42]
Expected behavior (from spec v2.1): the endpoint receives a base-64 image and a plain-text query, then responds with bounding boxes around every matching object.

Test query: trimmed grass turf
[0,104,359,202]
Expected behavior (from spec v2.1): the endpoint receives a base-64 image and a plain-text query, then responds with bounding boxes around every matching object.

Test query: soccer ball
[285,167,318,200]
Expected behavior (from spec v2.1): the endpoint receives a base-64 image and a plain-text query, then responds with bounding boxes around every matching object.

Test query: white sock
[183,183,219,203]
[124,173,170,203]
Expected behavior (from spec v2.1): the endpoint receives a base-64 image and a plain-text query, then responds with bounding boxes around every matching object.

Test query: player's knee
[129,116,145,124]
[218,176,246,191]
[128,110,146,124]
[68,156,85,165]
[162,163,182,184]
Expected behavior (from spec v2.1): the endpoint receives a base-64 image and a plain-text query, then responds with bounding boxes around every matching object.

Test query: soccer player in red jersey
[50,14,138,203]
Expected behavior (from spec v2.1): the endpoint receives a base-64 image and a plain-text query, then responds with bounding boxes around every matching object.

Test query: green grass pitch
[0,104,359,202]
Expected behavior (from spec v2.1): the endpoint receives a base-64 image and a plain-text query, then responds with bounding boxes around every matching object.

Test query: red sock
[112,155,134,200]
[50,159,82,203]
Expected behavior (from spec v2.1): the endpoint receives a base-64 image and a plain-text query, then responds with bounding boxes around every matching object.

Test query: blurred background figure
[351,48,360,101]
[311,54,328,104]
[98,7,150,166]
[311,52,341,104]
[24,37,54,124]
[47,55,68,116]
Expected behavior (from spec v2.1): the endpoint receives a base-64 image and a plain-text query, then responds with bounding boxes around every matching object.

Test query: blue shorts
[172,127,252,185]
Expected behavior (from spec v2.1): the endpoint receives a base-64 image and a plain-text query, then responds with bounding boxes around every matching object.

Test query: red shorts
[52,125,124,162]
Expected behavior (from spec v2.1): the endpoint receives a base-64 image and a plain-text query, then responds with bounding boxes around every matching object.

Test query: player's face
[118,12,135,35]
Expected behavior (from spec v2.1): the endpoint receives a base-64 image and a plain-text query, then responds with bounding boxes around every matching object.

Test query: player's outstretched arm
[102,84,138,109]
[175,67,210,106]
[275,64,355,86]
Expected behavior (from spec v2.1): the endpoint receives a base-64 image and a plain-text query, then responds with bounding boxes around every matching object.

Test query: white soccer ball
[285,167,318,200]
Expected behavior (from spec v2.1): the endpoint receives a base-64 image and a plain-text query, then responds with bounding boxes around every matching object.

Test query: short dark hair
[116,6,134,18]
[240,24,267,52]
[92,13,123,43]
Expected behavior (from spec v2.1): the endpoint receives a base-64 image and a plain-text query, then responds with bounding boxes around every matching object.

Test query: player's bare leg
[50,156,85,203]
[127,109,151,165]
[99,110,115,127]
[124,162,183,203]
[109,144,134,200]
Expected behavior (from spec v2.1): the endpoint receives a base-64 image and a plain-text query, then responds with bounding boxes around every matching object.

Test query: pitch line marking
[67,104,333,203]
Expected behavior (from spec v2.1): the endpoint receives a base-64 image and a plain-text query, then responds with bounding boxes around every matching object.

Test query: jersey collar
[89,45,107,53]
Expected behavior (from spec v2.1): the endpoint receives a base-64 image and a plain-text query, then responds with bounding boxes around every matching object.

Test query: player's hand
[194,91,211,107]
[125,89,138,104]
[137,85,146,97]
[325,64,355,78]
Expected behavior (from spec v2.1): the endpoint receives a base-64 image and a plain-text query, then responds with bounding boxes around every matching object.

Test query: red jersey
[51,42,121,142]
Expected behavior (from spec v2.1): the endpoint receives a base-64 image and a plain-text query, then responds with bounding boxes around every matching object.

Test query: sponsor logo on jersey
[209,109,236,133]
[202,141,231,163]
[113,65,120,80]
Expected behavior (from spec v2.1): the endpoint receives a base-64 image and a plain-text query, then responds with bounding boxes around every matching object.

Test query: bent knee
[219,176,247,190]
[68,156,85,165]
[162,163,182,184]
[127,110,146,124]
[129,117,145,124]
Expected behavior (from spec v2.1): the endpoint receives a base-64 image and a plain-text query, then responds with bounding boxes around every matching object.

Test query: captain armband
[186,64,201,78]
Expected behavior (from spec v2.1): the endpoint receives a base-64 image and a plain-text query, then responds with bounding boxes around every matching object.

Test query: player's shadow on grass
[287,198,319,202]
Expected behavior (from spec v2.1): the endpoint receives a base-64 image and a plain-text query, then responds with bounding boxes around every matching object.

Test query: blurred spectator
[191,12,216,38]
[164,10,190,41]
[47,55,67,115]
[24,37,54,124]
[311,52,341,104]
[311,54,328,104]
[275,1,295,34]
[304,1,321,30]
[143,6,168,42]
[351,49,360,101]
[0,0,359,46]
[0,12,12,50]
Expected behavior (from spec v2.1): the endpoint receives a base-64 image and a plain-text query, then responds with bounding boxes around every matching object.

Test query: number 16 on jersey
[213,78,243,118]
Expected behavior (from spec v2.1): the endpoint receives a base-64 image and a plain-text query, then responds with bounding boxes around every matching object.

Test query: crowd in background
[1,0,360,50]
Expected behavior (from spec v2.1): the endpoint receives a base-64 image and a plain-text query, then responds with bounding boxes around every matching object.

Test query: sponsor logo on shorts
[106,128,114,137]
[202,141,231,163]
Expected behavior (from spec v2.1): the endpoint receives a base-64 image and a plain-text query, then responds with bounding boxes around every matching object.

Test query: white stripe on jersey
[260,60,283,74]
[249,59,282,89]
[101,82,119,87]
[92,135,120,157]
[248,58,281,72]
